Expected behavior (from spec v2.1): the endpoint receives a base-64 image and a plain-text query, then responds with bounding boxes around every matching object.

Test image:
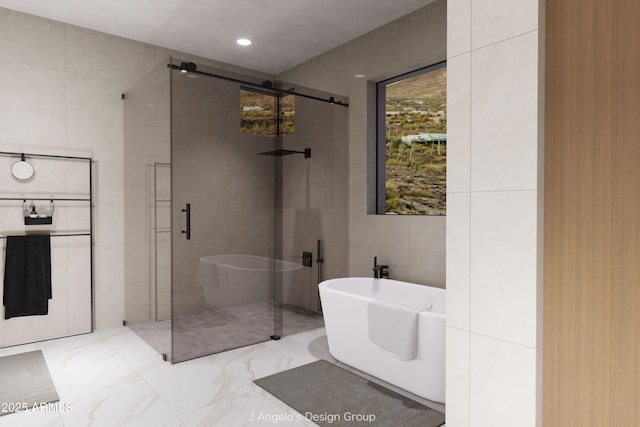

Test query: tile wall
[277,0,447,288]
[279,94,350,309]
[445,0,544,426]
[0,7,272,345]
[278,0,544,425]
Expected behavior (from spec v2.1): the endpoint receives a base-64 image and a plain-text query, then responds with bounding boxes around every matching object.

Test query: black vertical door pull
[181,203,191,240]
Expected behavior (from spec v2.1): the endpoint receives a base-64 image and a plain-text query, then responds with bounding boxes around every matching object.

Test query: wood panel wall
[544,0,640,425]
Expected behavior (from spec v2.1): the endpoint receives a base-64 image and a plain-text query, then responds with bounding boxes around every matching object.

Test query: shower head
[257,148,311,158]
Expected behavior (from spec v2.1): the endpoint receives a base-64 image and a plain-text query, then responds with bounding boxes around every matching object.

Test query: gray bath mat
[254,359,445,427]
[0,350,59,416]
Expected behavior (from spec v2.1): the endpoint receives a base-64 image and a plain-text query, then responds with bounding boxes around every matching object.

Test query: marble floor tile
[0,324,443,426]
[138,357,254,415]
[209,342,317,387]
[177,390,311,427]
[0,409,64,427]
[59,375,182,427]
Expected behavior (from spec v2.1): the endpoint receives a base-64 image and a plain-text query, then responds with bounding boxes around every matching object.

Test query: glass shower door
[170,60,277,362]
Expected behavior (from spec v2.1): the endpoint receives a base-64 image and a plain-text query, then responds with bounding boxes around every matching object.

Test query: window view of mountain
[385,66,446,215]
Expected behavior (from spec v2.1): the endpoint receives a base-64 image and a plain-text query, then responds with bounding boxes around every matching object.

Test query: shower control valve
[302,251,313,267]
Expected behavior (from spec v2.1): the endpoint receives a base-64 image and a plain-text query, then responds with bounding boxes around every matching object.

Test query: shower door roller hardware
[181,203,191,240]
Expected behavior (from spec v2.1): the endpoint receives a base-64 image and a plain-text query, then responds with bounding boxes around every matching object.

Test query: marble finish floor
[0,326,445,426]
[0,326,324,427]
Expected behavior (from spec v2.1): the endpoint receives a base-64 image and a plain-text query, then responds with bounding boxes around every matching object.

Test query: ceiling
[0,0,436,75]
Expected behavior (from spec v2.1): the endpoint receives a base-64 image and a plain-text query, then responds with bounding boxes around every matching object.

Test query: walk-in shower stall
[125,58,349,363]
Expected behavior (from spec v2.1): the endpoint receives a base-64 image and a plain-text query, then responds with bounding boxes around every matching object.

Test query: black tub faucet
[372,256,389,279]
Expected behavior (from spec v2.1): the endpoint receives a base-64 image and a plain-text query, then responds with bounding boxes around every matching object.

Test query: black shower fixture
[258,148,311,158]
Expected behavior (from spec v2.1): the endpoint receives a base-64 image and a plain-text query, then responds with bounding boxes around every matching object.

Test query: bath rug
[254,359,445,427]
[0,350,59,417]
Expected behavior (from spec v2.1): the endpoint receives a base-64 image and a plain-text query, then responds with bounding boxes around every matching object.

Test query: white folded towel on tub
[367,299,420,361]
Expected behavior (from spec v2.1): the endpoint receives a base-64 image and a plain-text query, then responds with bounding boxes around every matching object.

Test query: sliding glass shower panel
[276,91,349,336]
[170,61,276,362]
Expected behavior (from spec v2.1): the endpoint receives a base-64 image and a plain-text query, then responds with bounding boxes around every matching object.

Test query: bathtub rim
[318,277,446,319]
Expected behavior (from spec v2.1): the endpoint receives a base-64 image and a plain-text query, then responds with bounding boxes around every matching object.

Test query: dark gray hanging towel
[3,235,52,319]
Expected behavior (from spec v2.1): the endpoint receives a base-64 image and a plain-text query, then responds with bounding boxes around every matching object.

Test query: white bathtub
[197,255,304,308]
[318,277,445,403]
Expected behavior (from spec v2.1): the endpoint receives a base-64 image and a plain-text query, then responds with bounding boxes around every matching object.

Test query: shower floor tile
[128,302,324,362]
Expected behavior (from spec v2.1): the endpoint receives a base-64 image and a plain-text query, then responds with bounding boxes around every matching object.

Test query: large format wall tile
[94,203,126,246]
[470,334,538,427]
[345,17,411,82]
[67,289,92,334]
[470,190,539,347]
[66,73,126,121]
[472,0,539,50]
[446,192,470,330]
[446,327,470,427]
[66,242,92,291]
[122,84,162,127]
[408,0,447,69]
[293,47,347,95]
[94,285,125,328]
[447,0,471,58]
[95,162,125,204]
[0,9,65,70]
[66,26,158,86]
[95,244,126,288]
[66,116,125,162]
[408,216,446,252]
[0,60,65,114]
[349,213,409,249]
[408,249,445,287]
[0,109,66,151]
[446,53,471,193]
[471,32,539,192]
[124,243,150,285]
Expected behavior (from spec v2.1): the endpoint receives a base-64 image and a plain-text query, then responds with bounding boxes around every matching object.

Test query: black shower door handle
[181,203,191,240]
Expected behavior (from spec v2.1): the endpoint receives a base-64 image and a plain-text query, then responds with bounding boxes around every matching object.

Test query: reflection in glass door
[170,61,277,362]
[169,59,348,363]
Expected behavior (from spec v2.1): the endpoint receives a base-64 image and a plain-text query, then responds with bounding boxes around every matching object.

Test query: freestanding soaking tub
[318,277,445,403]
[197,255,304,308]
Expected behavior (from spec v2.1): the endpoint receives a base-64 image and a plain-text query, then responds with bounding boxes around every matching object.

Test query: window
[377,62,446,215]
[240,88,295,137]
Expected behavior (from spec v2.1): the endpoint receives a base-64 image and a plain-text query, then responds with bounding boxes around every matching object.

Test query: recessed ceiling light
[354,74,366,78]
[237,38,252,46]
